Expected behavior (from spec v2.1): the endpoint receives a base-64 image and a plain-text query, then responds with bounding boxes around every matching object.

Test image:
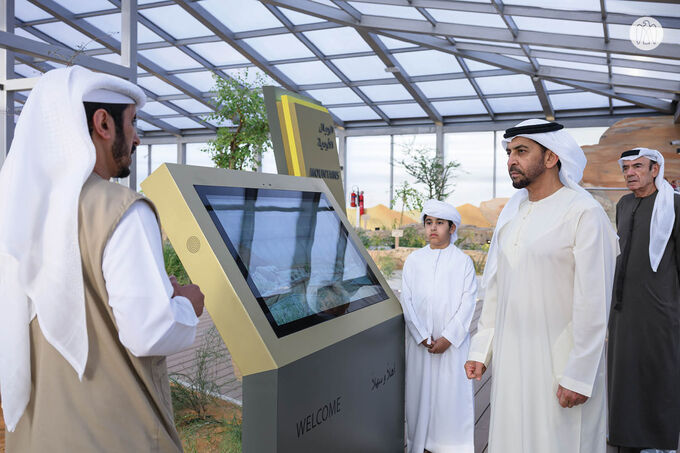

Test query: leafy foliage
[400,143,461,201]
[376,255,397,279]
[163,241,190,286]
[399,225,427,248]
[391,181,424,227]
[204,70,271,171]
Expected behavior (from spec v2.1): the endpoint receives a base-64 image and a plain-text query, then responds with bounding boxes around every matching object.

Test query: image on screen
[195,185,389,337]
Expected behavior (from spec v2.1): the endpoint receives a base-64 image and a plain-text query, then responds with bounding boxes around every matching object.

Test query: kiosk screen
[195,185,388,337]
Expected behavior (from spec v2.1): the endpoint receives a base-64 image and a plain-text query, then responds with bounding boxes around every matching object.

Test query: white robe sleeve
[102,201,199,357]
[468,270,496,366]
[400,257,429,345]
[441,256,477,348]
[559,207,616,397]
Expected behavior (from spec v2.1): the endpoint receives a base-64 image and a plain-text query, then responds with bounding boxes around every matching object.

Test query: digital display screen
[195,185,388,337]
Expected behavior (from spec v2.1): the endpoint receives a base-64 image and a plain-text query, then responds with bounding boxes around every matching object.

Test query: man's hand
[420,338,432,349]
[170,275,204,318]
[464,360,486,381]
[556,385,588,408]
[428,337,451,354]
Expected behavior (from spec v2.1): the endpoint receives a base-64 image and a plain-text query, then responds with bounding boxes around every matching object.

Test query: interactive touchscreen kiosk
[141,164,404,452]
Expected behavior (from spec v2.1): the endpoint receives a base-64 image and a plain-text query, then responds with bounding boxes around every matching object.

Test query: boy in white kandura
[400,199,477,453]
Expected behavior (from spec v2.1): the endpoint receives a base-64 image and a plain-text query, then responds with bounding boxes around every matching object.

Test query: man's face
[621,156,658,193]
[111,105,140,179]
[506,136,548,189]
[424,215,455,248]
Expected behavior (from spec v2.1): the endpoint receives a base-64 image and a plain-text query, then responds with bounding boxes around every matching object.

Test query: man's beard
[112,130,135,178]
[510,161,546,189]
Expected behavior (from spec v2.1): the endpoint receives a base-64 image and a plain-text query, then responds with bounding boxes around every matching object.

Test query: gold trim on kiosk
[142,164,402,377]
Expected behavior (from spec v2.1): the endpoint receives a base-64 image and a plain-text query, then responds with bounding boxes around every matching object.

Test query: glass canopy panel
[611,54,680,66]
[606,0,680,17]
[188,42,250,66]
[550,92,610,110]
[463,59,498,71]
[14,64,42,78]
[199,0,282,32]
[171,99,212,114]
[475,74,535,95]
[243,34,314,60]
[163,117,205,129]
[359,84,412,102]
[416,79,477,98]
[311,0,340,7]
[137,120,160,132]
[512,16,604,38]
[15,0,52,21]
[275,61,342,85]
[328,106,381,121]
[14,27,47,44]
[432,99,487,116]
[455,38,520,48]
[225,67,279,87]
[487,95,542,113]
[612,66,680,82]
[426,9,508,28]
[140,101,178,116]
[347,2,425,20]
[34,22,105,50]
[140,5,213,39]
[393,50,462,76]
[377,36,419,50]
[378,103,426,119]
[138,24,164,44]
[609,23,680,44]
[544,80,574,91]
[139,47,202,71]
[332,56,395,81]
[306,88,363,105]
[529,45,606,57]
[303,27,372,55]
[537,58,610,73]
[504,0,600,10]
[93,53,121,65]
[174,71,218,92]
[60,0,113,14]
[278,7,325,25]
[137,77,183,96]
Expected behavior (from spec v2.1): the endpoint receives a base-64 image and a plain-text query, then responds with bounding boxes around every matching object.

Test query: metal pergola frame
[0,0,678,188]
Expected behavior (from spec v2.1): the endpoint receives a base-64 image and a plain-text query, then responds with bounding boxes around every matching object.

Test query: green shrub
[163,241,190,286]
[399,225,426,248]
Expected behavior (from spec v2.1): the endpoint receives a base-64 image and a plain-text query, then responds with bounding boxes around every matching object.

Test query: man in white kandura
[401,199,477,453]
[0,66,204,452]
[464,119,618,452]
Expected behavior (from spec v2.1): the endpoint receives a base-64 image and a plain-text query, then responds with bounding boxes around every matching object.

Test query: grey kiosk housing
[141,164,405,452]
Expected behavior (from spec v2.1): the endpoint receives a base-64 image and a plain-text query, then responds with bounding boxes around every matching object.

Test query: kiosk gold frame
[142,163,404,452]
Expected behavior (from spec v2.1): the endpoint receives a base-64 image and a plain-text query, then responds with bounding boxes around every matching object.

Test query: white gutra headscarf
[421,199,462,242]
[483,118,609,288]
[0,66,145,431]
[618,147,675,272]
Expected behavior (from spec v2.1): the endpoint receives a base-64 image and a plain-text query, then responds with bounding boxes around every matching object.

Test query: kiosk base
[242,316,405,452]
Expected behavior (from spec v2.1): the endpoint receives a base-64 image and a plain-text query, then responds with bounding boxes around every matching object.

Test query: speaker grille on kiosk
[186,236,201,254]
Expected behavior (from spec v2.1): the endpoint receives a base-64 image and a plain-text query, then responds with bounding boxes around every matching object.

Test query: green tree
[204,70,271,170]
[391,181,423,227]
[400,143,461,201]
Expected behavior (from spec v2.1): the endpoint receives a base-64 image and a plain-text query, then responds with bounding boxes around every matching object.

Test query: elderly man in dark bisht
[608,147,680,453]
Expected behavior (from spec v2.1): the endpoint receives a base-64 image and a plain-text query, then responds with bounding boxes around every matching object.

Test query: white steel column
[435,122,444,164]
[0,0,15,168]
[121,0,138,189]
